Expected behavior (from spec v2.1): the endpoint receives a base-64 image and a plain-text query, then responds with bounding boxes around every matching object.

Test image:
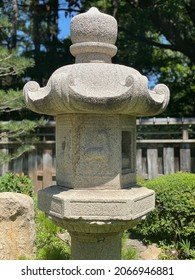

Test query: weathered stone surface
[55,114,136,189]
[70,232,122,260]
[23,7,170,260]
[140,244,162,260]
[0,192,36,260]
[38,186,154,223]
[70,7,117,45]
[23,8,169,117]
[23,65,169,117]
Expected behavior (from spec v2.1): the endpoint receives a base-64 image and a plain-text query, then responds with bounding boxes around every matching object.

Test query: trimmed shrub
[134,173,195,251]
[0,172,34,197]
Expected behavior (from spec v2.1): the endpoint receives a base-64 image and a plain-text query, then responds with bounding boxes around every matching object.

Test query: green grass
[35,210,70,260]
[122,232,138,260]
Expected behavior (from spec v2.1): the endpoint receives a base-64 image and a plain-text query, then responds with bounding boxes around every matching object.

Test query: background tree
[0,1,44,164]
[1,0,194,139]
[20,0,74,85]
[70,0,195,117]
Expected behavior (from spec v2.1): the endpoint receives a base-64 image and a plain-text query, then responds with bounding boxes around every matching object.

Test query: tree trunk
[30,0,40,53]
[46,0,59,51]
[12,0,18,49]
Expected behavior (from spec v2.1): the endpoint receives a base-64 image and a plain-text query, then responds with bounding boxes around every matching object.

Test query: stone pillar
[55,114,136,190]
[70,232,122,260]
[24,7,170,260]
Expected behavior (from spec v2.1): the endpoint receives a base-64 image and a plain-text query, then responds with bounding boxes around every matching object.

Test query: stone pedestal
[38,185,154,259]
[24,7,169,260]
[70,232,122,260]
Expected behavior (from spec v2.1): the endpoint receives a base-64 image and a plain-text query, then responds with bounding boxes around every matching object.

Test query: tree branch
[58,8,80,13]
[0,54,13,62]
[118,26,176,51]
[150,13,195,63]
[128,1,195,64]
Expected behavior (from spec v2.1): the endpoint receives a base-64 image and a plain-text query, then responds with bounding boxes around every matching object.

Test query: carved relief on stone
[78,128,111,176]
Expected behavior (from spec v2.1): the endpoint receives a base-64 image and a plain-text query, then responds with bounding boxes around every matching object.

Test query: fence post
[0,132,9,176]
[163,147,175,174]
[42,148,53,188]
[28,149,38,192]
[13,150,23,175]
[136,148,142,177]
[180,124,191,172]
[147,148,158,179]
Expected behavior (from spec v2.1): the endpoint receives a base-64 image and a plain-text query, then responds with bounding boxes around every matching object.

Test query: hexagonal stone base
[38,185,155,223]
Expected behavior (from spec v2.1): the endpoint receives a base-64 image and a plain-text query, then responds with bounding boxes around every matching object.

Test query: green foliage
[0,118,46,138]
[178,239,195,260]
[0,89,24,112]
[134,173,195,259]
[1,0,195,119]
[0,117,46,165]
[80,0,195,117]
[0,2,45,164]
[0,46,34,78]
[122,245,138,260]
[157,53,195,117]
[0,172,33,197]
[35,210,70,260]
[18,255,31,260]
[158,243,179,260]
[122,232,138,260]
[0,144,35,165]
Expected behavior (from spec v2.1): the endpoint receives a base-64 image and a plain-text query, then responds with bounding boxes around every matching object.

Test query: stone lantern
[23,7,169,260]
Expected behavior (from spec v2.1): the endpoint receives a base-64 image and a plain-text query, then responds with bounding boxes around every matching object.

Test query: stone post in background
[23,7,169,260]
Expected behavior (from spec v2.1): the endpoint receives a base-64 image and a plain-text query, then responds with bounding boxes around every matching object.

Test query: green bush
[0,172,34,197]
[35,210,70,260]
[134,172,195,258]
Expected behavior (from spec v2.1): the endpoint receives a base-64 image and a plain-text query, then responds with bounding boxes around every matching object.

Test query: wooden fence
[1,117,195,192]
[136,117,195,179]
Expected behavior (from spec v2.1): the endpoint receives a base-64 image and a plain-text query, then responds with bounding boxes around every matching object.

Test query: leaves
[0,47,34,77]
[0,117,46,164]
[35,210,70,260]
[0,172,34,197]
[134,172,195,259]
[80,0,195,116]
